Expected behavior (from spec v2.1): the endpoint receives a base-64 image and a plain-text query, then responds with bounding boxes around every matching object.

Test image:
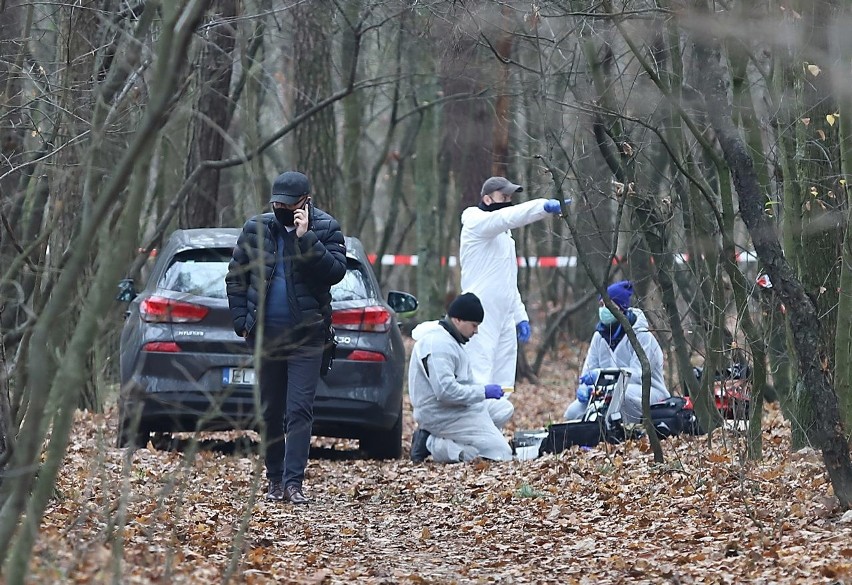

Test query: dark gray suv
[117,228,417,459]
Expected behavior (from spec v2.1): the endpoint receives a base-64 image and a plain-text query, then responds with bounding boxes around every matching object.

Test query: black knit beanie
[447,292,485,323]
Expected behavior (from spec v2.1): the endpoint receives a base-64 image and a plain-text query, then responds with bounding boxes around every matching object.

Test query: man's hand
[543,199,562,214]
[516,320,531,343]
[579,369,601,386]
[544,198,571,214]
[484,384,504,399]
[576,384,592,403]
[294,205,309,237]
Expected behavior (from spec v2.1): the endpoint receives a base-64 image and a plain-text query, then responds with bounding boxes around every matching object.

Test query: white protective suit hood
[411,320,443,341]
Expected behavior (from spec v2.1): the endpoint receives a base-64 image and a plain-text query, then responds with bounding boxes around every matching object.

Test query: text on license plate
[223,367,256,385]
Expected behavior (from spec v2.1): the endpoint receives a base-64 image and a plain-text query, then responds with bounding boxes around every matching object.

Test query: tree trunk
[439,12,492,207]
[491,4,513,176]
[411,14,444,321]
[340,0,364,233]
[180,0,238,228]
[292,1,338,214]
[0,1,35,353]
[836,35,852,432]
[0,0,28,199]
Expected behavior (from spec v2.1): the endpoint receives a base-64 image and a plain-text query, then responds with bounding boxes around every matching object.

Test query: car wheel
[360,408,402,460]
[116,417,150,449]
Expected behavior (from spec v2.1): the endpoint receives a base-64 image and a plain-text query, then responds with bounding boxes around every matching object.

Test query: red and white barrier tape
[366,251,759,267]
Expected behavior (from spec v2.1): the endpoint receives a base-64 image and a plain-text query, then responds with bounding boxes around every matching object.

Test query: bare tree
[180,0,239,228]
[291,0,339,215]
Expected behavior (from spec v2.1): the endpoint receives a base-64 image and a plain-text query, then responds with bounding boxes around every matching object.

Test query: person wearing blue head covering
[563,281,669,423]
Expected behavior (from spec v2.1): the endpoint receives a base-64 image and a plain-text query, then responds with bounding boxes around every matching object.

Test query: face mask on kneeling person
[598,307,618,325]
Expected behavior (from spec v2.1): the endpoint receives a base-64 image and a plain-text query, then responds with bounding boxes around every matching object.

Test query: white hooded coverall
[460,199,552,386]
[563,308,669,423]
[408,321,513,462]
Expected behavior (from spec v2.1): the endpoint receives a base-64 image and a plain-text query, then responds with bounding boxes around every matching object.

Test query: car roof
[168,228,242,250]
[166,228,364,259]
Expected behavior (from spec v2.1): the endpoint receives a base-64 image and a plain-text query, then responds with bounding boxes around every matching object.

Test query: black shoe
[410,429,431,462]
[266,480,284,501]
[284,484,309,505]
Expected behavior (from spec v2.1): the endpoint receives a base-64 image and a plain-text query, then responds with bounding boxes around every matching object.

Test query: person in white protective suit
[460,176,566,387]
[563,281,670,423]
[408,293,514,463]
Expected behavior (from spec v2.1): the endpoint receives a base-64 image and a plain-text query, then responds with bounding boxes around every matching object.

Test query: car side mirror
[387,291,418,319]
[116,278,137,302]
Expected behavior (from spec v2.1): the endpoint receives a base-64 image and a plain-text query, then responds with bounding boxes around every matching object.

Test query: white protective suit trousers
[464,315,518,387]
[426,398,514,462]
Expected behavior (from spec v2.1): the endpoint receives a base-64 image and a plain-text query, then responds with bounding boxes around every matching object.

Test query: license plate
[223,367,256,385]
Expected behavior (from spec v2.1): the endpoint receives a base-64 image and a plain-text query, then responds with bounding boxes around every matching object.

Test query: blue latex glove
[484,384,504,400]
[543,199,562,214]
[576,384,592,403]
[516,320,531,343]
[579,368,601,386]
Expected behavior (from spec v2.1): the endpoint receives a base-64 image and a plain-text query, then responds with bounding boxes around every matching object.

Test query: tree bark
[340,0,364,233]
[292,1,338,215]
[439,12,492,207]
[180,0,238,228]
[491,4,513,176]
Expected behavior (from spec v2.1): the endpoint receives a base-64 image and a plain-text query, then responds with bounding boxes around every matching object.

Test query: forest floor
[25,339,852,584]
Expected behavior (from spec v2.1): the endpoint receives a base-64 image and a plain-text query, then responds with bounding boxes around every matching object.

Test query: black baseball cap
[270,171,311,205]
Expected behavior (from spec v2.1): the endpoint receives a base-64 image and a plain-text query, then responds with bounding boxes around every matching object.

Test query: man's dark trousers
[253,326,323,488]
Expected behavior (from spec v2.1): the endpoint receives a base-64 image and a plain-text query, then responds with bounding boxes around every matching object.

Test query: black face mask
[274,208,295,226]
[478,200,513,212]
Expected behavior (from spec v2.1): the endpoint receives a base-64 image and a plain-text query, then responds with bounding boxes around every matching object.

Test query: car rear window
[161,249,231,298]
[159,248,375,302]
[333,260,373,302]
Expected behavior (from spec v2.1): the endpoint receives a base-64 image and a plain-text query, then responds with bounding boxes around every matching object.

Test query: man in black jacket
[226,171,346,504]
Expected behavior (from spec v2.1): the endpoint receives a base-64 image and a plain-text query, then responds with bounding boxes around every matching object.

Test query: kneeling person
[408,293,513,463]
[563,280,669,423]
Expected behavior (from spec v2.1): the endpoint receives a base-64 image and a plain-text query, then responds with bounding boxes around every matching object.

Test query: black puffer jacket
[225,209,346,336]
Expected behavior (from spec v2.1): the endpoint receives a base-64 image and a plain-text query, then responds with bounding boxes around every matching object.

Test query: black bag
[539,420,604,453]
[647,396,703,438]
[539,417,625,455]
[320,324,337,377]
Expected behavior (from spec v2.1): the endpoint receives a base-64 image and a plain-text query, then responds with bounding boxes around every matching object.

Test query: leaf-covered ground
[27,344,852,584]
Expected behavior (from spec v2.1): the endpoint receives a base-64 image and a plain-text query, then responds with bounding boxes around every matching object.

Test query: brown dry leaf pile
[25,346,852,584]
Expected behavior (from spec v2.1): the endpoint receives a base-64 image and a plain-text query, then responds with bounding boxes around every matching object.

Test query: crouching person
[563,280,669,423]
[408,293,513,463]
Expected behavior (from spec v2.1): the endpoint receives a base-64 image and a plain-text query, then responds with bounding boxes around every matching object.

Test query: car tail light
[140,296,209,323]
[142,341,182,352]
[332,306,391,332]
[347,350,386,362]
